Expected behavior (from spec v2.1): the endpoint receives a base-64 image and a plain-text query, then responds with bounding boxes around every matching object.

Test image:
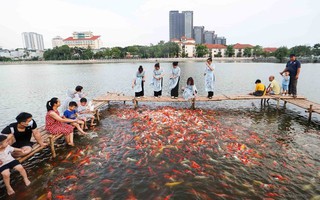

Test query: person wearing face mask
[0,112,47,157]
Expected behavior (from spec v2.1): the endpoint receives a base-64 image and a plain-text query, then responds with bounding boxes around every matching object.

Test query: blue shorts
[282,84,289,91]
[0,160,20,173]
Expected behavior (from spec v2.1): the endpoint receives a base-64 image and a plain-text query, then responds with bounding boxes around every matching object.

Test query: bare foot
[24,178,31,186]
[7,189,15,195]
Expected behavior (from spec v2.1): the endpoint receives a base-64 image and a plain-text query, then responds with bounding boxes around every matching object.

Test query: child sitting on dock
[249,79,266,96]
[77,98,96,129]
[281,71,290,96]
[0,135,31,196]
[63,101,87,135]
[182,77,197,100]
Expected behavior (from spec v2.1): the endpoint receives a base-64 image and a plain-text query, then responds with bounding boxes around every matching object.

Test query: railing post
[308,104,313,122]
[191,98,195,110]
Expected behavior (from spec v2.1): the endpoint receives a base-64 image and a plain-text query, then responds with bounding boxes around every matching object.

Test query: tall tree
[290,45,311,57]
[196,44,209,57]
[253,45,264,57]
[110,47,122,59]
[225,45,235,57]
[312,43,320,56]
[243,47,252,57]
[274,46,289,63]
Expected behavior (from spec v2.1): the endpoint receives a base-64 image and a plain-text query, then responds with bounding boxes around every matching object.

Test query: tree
[274,46,289,63]
[290,45,311,57]
[196,44,209,57]
[243,47,252,57]
[225,45,235,57]
[215,52,222,57]
[312,43,320,56]
[110,47,122,59]
[253,45,264,57]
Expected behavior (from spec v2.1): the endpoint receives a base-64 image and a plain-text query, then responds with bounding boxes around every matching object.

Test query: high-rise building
[52,36,64,48]
[193,26,204,44]
[63,31,101,49]
[204,31,215,44]
[22,32,44,50]
[169,11,185,40]
[213,37,227,45]
[182,11,193,39]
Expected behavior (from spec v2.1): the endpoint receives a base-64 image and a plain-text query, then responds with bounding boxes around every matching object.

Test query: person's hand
[295,75,299,80]
[0,160,3,165]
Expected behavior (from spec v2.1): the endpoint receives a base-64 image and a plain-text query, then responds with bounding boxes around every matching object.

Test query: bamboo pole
[18,145,46,163]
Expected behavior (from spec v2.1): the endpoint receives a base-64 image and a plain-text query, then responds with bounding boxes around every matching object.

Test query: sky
[0,0,319,49]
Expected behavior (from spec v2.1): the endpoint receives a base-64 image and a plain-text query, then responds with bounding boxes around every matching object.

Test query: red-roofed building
[205,44,227,57]
[233,43,254,57]
[171,37,196,57]
[63,31,101,49]
[263,47,278,53]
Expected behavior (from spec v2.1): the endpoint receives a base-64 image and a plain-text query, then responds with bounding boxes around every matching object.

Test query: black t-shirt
[286,60,301,77]
[1,119,37,148]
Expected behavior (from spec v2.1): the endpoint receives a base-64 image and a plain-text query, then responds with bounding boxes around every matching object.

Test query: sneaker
[171,96,174,99]
[154,96,158,98]
[209,96,212,99]
[137,97,140,99]
[174,97,178,99]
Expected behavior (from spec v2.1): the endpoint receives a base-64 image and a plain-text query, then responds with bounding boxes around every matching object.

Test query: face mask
[27,120,33,127]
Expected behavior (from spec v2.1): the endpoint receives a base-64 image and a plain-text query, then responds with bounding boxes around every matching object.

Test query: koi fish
[164,194,173,200]
[65,175,78,180]
[165,182,183,187]
[126,157,137,162]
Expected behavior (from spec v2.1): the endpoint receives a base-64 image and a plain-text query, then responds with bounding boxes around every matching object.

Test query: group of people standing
[132,58,216,100]
[250,54,301,97]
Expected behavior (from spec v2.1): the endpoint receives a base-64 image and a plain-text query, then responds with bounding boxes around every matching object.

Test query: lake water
[0,62,319,199]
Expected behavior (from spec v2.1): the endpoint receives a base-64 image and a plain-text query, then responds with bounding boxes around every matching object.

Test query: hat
[255,79,261,84]
[289,54,296,57]
[0,135,7,143]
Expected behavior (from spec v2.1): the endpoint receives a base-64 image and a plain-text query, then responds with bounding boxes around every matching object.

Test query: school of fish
[4,106,320,200]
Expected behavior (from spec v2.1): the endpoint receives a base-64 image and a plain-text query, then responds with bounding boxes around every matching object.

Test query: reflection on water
[0,62,319,127]
[1,105,319,199]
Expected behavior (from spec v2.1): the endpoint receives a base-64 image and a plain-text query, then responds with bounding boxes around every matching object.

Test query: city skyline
[0,0,319,49]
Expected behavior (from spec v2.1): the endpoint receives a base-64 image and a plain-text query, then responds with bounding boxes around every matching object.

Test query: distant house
[263,47,278,53]
[233,43,254,57]
[205,44,227,57]
[171,36,196,57]
[63,31,101,49]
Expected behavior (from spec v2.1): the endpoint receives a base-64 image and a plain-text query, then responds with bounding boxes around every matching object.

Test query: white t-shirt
[0,145,15,167]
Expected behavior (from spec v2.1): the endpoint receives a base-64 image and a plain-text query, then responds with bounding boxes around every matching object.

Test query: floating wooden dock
[93,93,320,122]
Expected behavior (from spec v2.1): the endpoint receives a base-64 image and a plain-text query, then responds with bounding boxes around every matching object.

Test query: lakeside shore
[0,57,254,65]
